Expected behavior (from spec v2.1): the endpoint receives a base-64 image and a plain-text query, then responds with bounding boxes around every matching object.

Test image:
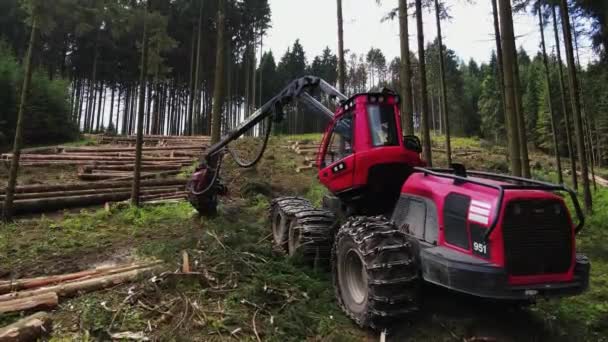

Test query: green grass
[7,195,362,341]
[532,188,608,341]
[278,133,322,142]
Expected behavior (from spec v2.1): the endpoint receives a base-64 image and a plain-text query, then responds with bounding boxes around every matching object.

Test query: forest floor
[0,134,607,341]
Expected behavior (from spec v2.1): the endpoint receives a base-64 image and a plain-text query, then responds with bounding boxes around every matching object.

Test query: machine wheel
[332,216,420,329]
[270,197,335,260]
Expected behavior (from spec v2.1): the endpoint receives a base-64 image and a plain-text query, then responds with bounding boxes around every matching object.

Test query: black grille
[502,199,572,276]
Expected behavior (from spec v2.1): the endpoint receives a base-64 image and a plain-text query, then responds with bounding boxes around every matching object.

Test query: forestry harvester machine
[187,76,590,329]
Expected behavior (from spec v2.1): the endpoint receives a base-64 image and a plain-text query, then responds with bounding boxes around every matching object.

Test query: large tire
[332,216,420,329]
[270,197,335,261]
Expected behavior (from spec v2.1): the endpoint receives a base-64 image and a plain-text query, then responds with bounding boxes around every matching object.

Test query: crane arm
[187,76,347,216]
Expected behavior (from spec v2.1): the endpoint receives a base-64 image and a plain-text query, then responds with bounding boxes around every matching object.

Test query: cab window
[367,104,398,147]
[323,113,353,167]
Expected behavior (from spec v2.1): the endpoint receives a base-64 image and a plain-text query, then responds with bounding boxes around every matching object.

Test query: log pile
[0,179,188,214]
[89,134,211,147]
[3,145,203,179]
[287,141,319,173]
[0,135,209,214]
[0,261,162,341]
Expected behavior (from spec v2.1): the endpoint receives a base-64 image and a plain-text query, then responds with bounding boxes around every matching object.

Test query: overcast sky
[265,1,595,67]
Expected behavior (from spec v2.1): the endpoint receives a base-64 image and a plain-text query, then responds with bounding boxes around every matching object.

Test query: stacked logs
[0,135,210,214]
[91,134,211,147]
[2,145,204,182]
[287,141,319,173]
[0,179,189,214]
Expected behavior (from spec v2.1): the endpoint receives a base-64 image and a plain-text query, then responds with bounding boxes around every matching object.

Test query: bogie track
[332,216,420,329]
[270,197,336,261]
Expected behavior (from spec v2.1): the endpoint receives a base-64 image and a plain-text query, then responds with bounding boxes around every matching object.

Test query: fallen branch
[252,309,262,342]
[0,312,52,342]
[0,261,163,295]
[0,265,162,302]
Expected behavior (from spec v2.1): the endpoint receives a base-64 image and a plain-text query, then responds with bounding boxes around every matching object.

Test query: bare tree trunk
[571,15,597,191]
[95,81,104,132]
[399,0,414,135]
[559,0,592,212]
[131,0,150,207]
[259,28,263,109]
[192,1,203,135]
[2,16,38,221]
[337,0,346,94]
[491,0,508,143]
[109,85,115,132]
[434,0,452,166]
[415,0,432,166]
[513,51,531,177]
[211,0,226,143]
[552,5,577,189]
[497,0,522,176]
[187,23,196,135]
[538,3,563,184]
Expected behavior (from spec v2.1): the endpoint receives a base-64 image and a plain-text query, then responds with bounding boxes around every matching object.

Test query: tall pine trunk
[491,0,508,143]
[191,1,203,135]
[399,0,414,135]
[538,3,563,184]
[513,55,530,177]
[434,0,451,166]
[337,0,346,94]
[559,0,592,212]
[415,0,432,166]
[552,5,577,189]
[3,16,38,221]
[497,0,522,177]
[211,0,226,143]
[571,16,597,190]
[132,1,150,206]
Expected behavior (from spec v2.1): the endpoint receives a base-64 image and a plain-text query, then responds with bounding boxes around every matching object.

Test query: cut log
[1,179,187,195]
[80,164,184,172]
[0,312,52,342]
[0,189,179,214]
[1,154,192,162]
[1,186,184,201]
[17,160,191,167]
[0,292,58,314]
[138,191,187,202]
[60,145,205,153]
[0,261,162,295]
[95,170,183,183]
[296,165,315,173]
[0,266,161,302]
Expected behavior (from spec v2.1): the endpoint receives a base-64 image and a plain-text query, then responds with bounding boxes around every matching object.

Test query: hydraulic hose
[226,117,273,168]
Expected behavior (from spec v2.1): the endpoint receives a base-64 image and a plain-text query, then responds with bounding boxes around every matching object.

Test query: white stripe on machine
[468,200,491,225]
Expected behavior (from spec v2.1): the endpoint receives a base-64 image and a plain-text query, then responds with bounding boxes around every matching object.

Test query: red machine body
[190,77,588,326]
[315,91,588,300]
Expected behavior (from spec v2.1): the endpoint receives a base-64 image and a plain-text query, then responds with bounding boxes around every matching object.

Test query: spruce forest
[1,0,608,341]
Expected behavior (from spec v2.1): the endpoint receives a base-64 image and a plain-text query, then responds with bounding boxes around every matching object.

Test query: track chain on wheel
[269,197,336,261]
[332,216,420,329]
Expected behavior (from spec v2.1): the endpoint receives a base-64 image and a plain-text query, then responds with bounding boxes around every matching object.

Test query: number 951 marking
[473,242,488,256]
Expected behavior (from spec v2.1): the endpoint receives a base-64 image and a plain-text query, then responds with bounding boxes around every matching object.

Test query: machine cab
[317,92,424,214]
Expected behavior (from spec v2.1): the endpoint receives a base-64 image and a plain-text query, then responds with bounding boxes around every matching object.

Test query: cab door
[318,112,355,193]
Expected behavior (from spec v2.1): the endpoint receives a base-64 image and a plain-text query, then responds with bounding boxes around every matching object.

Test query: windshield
[367,104,398,147]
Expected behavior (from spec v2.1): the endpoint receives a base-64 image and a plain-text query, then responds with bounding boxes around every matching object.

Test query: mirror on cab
[403,135,422,153]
